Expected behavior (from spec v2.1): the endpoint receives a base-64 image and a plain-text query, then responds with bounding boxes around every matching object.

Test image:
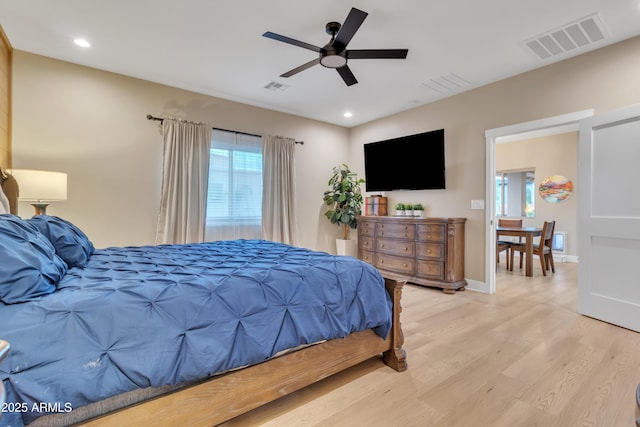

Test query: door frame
[483,109,594,294]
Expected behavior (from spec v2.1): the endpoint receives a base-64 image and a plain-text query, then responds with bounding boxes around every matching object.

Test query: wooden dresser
[357,216,466,294]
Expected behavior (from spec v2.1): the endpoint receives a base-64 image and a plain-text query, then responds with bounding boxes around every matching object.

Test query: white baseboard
[465,278,489,293]
[554,254,579,263]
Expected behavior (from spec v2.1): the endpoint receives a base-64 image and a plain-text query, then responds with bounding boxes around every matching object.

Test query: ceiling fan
[262,7,408,86]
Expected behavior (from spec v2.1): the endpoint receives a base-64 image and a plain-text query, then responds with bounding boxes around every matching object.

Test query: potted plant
[413,203,424,217]
[394,203,405,216]
[323,164,365,256]
[405,204,413,216]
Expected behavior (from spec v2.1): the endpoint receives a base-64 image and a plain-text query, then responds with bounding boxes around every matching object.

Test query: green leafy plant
[405,204,413,211]
[323,164,365,240]
[394,203,405,210]
[413,203,424,210]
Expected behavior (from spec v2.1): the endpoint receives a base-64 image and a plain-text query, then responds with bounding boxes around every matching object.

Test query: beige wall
[496,132,578,258]
[350,35,640,283]
[11,35,640,285]
[11,51,349,251]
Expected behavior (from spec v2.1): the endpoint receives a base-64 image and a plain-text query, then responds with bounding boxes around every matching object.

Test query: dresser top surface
[358,216,466,223]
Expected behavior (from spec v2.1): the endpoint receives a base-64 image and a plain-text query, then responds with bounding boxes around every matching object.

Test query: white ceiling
[1,0,639,127]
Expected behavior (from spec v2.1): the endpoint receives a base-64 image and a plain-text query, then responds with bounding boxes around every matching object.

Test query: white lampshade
[9,169,68,202]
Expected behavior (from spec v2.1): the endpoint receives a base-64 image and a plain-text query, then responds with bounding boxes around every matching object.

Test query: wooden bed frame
[1,176,407,426]
[78,277,406,427]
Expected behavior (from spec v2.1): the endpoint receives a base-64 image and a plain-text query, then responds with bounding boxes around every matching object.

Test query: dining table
[496,225,543,277]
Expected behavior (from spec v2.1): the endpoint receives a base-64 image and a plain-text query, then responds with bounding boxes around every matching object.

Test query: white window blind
[205,129,262,241]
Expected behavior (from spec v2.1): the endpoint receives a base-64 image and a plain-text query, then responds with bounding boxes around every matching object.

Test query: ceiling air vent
[522,13,607,60]
[421,72,472,95]
[264,81,289,91]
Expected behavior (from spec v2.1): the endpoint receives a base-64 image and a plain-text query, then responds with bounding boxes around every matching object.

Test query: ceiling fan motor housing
[320,21,347,68]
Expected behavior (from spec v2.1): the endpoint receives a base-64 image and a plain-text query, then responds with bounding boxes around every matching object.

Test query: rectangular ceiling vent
[264,81,289,92]
[522,13,607,60]
[421,72,472,94]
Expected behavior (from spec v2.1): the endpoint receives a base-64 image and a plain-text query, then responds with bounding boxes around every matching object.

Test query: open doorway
[484,110,593,294]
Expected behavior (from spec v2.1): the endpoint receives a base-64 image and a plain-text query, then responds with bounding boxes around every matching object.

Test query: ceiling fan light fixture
[320,53,347,68]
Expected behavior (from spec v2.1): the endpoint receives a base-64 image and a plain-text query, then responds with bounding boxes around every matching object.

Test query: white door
[578,103,640,332]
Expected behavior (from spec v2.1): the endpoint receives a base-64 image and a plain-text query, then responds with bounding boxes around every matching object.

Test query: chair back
[541,221,555,251]
[498,218,523,243]
[498,218,523,228]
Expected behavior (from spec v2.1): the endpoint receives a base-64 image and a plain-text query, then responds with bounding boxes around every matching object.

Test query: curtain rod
[146,115,304,145]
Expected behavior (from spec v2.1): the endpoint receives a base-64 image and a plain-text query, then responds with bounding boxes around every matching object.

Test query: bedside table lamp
[9,169,67,215]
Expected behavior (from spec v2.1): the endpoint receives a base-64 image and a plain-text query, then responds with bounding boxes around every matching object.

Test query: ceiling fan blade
[263,31,321,53]
[280,58,321,78]
[332,8,368,51]
[348,49,409,59]
[337,65,358,86]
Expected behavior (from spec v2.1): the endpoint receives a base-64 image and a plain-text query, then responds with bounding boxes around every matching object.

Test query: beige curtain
[262,135,299,246]
[156,117,212,244]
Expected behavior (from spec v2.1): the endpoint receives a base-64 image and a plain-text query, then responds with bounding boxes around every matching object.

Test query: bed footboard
[75,277,407,427]
[383,276,408,372]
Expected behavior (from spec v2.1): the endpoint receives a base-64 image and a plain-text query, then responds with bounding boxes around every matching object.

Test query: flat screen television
[364,129,445,191]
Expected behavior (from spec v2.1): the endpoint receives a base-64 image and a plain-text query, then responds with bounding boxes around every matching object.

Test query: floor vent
[522,13,607,60]
[421,72,472,94]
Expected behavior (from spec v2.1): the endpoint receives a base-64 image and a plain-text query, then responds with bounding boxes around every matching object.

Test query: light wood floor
[221,260,640,427]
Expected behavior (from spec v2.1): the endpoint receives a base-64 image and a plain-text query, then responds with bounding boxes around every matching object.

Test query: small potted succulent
[394,203,405,216]
[412,203,424,217]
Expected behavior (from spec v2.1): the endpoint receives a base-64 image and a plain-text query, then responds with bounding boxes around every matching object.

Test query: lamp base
[31,203,49,216]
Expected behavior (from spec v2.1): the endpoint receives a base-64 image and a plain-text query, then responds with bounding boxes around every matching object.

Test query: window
[205,130,262,240]
[496,169,535,217]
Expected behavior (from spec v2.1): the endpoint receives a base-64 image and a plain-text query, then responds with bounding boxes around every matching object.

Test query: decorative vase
[336,239,357,257]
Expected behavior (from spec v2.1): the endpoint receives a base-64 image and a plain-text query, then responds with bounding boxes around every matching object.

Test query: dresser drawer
[359,250,375,265]
[359,236,375,252]
[416,242,444,260]
[417,261,444,280]
[375,253,414,275]
[377,223,415,239]
[358,219,376,237]
[377,238,415,257]
[417,224,445,242]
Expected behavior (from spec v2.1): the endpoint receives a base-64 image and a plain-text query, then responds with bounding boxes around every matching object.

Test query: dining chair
[510,220,556,276]
[496,218,523,270]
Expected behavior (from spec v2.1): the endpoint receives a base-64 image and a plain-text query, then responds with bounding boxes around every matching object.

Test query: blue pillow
[27,215,95,268]
[0,214,68,304]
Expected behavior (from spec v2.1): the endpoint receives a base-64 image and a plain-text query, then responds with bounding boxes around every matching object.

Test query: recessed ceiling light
[74,38,91,48]
[344,112,353,118]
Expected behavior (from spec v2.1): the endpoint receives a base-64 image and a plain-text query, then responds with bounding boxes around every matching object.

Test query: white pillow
[0,184,10,214]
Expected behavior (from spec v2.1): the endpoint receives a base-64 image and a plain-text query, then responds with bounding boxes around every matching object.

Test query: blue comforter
[0,239,391,425]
